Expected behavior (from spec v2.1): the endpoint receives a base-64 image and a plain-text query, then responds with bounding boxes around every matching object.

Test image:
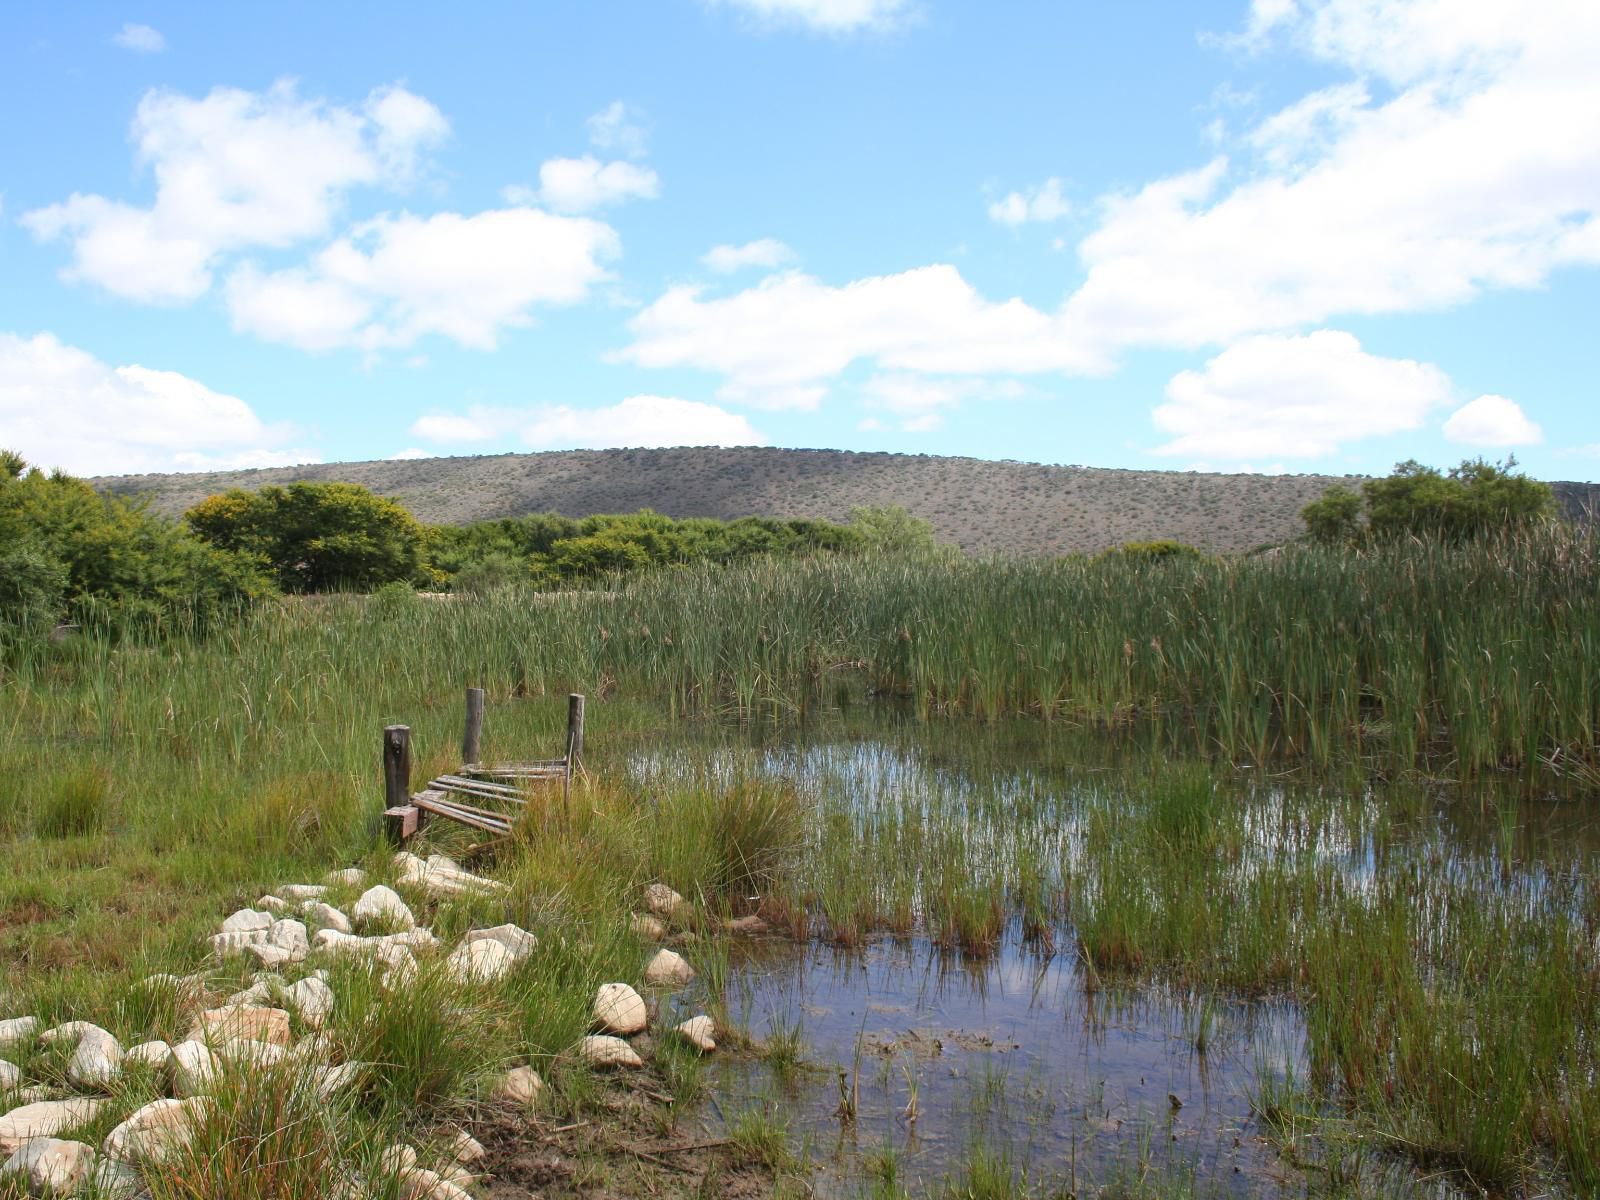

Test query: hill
[93,448,1600,557]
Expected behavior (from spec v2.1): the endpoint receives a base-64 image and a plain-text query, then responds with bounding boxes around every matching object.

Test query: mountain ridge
[94,447,1600,557]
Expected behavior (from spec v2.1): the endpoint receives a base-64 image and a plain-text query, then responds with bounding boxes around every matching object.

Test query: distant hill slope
[94,448,1600,557]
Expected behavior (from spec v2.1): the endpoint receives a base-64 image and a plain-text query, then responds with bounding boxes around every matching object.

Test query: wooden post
[566,693,585,765]
[382,724,417,845]
[462,687,485,766]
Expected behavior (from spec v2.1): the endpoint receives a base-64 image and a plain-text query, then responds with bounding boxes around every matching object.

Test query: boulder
[323,868,367,888]
[397,1166,473,1200]
[211,930,266,963]
[643,949,695,988]
[187,1005,292,1049]
[0,1019,38,1053]
[0,1061,18,1092]
[169,1041,221,1097]
[277,885,326,902]
[0,1099,103,1156]
[0,1136,96,1197]
[220,909,273,935]
[379,1144,417,1175]
[266,919,310,960]
[310,1062,364,1100]
[644,883,689,922]
[593,983,647,1035]
[283,977,334,1029]
[223,980,275,1007]
[245,942,296,970]
[493,1066,543,1105]
[579,1035,643,1069]
[102,1097,210,1167]
[464,924,536,962]
[55,1025,123,1090]
[351,886,415,931]
[630,913,667,940]
[124,1041,173,1070]
[257,895,290,913]
[727,914,770,936]
[304,903,351,934]
[215,1039,287,1070]
[87,1156,145,1200]
[675,1015,717,1053]
[370,928,440,952]
[445,939,515,985]
[393,852,507,898]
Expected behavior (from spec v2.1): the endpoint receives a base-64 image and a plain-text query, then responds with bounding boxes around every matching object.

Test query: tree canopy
[1302,458,1555,546]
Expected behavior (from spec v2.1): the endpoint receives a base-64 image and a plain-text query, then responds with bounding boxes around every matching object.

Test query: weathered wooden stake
[383,724,412,808]
[566,693,585,765]
[462,687,485,766]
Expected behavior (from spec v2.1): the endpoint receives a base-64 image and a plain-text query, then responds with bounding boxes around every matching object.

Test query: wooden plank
[384,804,419,845]
[413,793,512,836]
[431,774,525,797]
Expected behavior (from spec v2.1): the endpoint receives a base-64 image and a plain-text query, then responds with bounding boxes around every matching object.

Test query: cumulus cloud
[0,332,314,475]
[586,101,648,159]
[619,266,1098,411]
[1151,329,1455,459]
[861,373,1025,432]
[113,23,165,52]
[410,395,766,450]
[525,156,660,214]
[708,0,913,33]
[227,207,619,351]
[22,80,448,303]
[1443,394,1542,447]
[701,239,796,274]
[987,178,1071,226]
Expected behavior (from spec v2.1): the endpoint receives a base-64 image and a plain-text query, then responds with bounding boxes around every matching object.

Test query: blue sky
[2,0,1596,481]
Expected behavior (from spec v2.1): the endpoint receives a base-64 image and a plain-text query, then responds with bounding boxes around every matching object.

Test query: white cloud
[586,101,648,159]
[987,178,1071,226]
[388,447,431,460]
[1443,393,1542,446]
[23,80,448,303]
[227,207,620,351]
[1152,330,1455,459]
[524,156,660,214]
[0,331,313,475]
[701,239,796,274]
[709,0,912,33]
[113,23,165,52]
[619,266,1098,411]
[409,396,766,450]
[860,373,1024,432]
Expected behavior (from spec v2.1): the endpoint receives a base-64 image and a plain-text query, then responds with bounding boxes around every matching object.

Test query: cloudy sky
[1,0,1596,479]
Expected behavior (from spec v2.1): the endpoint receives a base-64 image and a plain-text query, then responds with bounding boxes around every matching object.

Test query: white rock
[87,1156,144,1200]
[437,1161,476,1187]
[36,1022,97,1047]
[371,928,439,951]
[1,1136,96,1196]
[311,927,362,955]
[245,942,296,970]
[579,1035,643,1069]
[448,1130,485,1165]
[286,1033,334,1064]
[212,930,266,963]
[187,1005,292,1049]
[169,1041,221,1097]
[393,852,506,898]
[257,895,290,913]
[311,1061,364,1100]
[465,924,537,962]
[0,1019,38,1053]
[223,979,275,1007]
[675,1016,717,1053]
[304,903,352,934]
[221,909,273,935]
[124,1041,172,1070]
[644,883,689,921]
[102,1097,209,1166]
[643,948,695,988]
[379,1143,417,1175]
[0,1099,103,1156]
[216,1039,287,1070]
[630,913,667,940]
[266,918,310,961]
[323,868,367,888]
[446,939,515,985]
[352,886,415,931]
[0,1061,18,1092]
[277,885,326,902]
[493,1066,543,1105]
[380,946,418,990]
[65,1026,123,1089]
[283,977,334,1029]
[397,1165,473,1200]
[592,983,647,1035]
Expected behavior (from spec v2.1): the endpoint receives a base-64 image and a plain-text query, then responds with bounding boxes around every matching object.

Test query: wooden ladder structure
[382,689,585,844]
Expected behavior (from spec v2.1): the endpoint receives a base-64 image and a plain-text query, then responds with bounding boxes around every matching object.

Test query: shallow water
[627,719,1598,1196]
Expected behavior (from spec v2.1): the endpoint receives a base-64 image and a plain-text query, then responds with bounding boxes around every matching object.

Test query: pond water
[625,720,1598,1197]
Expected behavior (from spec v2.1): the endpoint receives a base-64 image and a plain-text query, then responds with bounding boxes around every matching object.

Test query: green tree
[846,505,950,559]
[1301,459,1555,545]
[186,482,424,592]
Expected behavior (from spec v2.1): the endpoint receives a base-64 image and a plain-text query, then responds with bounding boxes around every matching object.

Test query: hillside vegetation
[100,447,1600,555]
